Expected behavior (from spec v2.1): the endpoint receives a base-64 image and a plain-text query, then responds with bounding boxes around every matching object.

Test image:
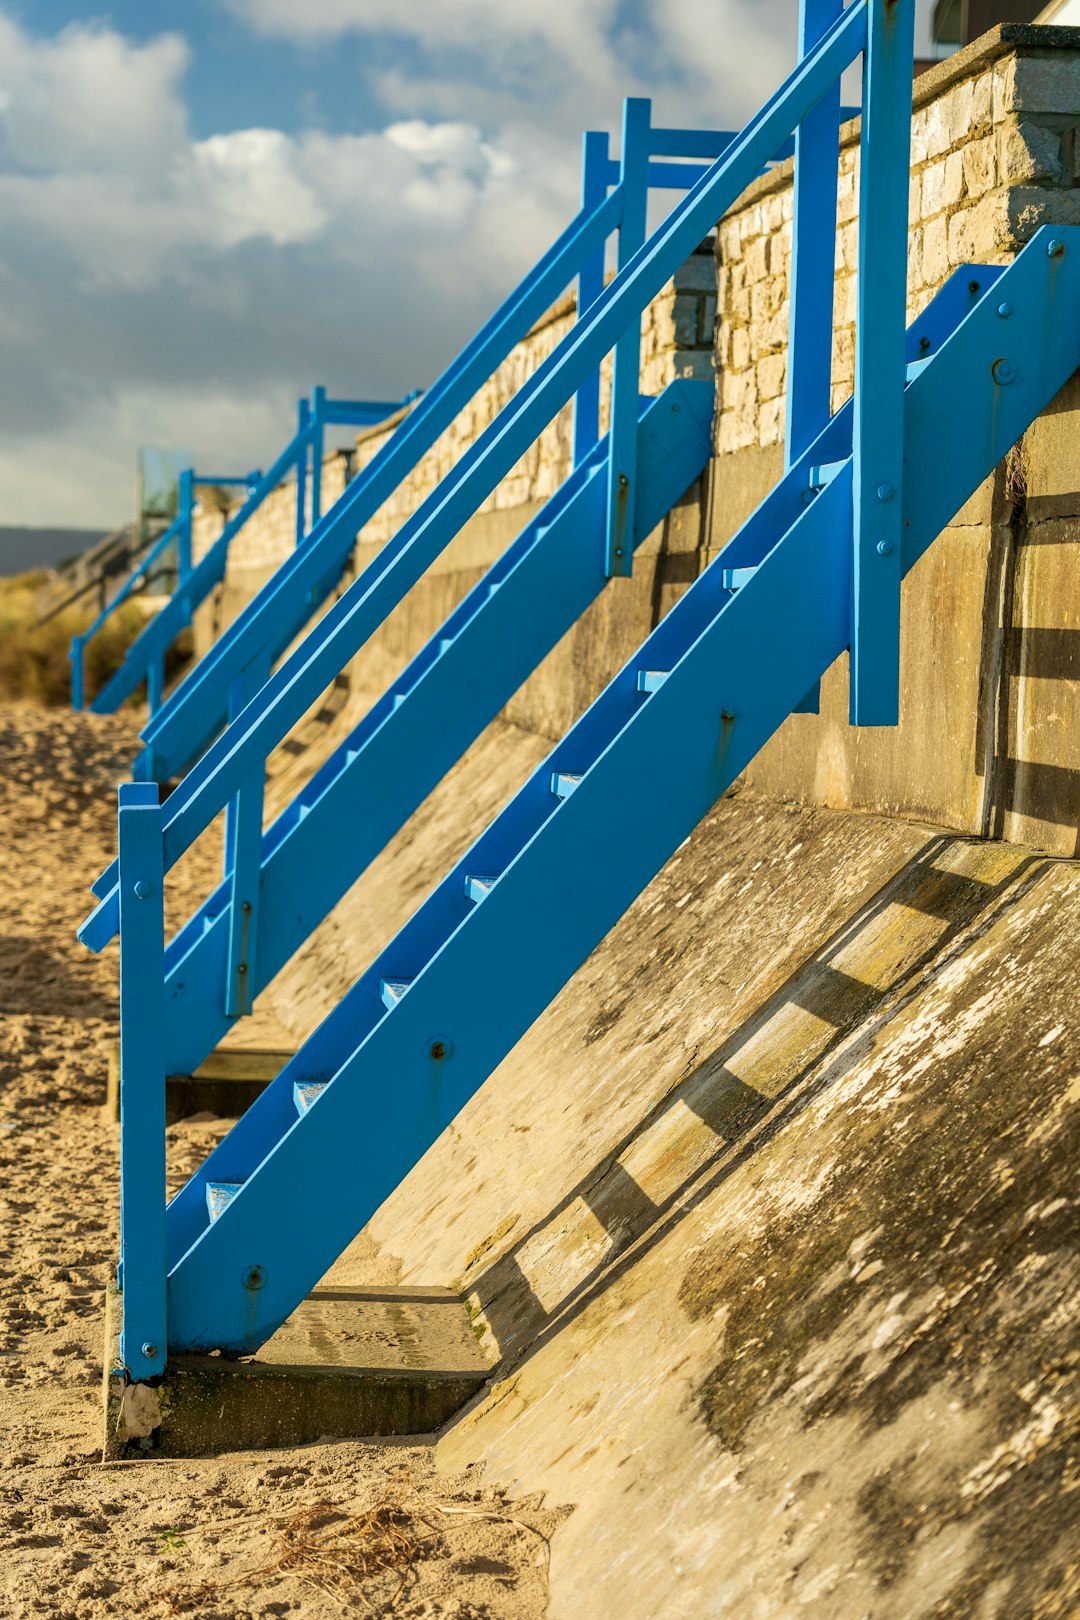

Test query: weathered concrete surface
[742,369,1080,853]
[104,1285,487,1458]
[314,789,1080,1618]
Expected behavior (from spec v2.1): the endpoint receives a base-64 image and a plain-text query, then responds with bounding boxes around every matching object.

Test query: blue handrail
[131,102,819,784]
[83,29,864,955]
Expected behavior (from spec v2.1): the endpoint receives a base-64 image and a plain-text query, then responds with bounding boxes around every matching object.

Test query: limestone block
[673,253,717,293]
[999,119,1064,186]
[962,133,998,198]
[919,212,945,285]
[759,392,784,447]
[998,52,1080,118]
[756,351,786,404]
[1006,183,1080,240]
[947,190,1013,264]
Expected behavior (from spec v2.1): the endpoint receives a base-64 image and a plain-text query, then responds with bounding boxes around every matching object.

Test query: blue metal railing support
[851,0,916,725]
[605,96,652,577]
[786,0,844,718]
[176,469,195,584]
[786,0,844,469]
[295,397,312,550]
[573,130,612,468]
[222,650,270,1019]
[310,387,327,533]
[116,782,166,1382]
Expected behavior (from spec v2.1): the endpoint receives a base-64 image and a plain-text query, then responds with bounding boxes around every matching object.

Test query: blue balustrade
[86,0,1080,1377]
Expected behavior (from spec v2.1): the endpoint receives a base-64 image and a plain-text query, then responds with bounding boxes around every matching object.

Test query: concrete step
[103,1282,489,1457]
[104,1038,295,1125]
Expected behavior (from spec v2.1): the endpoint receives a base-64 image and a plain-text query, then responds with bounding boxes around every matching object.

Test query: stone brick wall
[346,247,716,553]
[191,452,352,574]
[715,25,1080,454]
[193,244,717,589]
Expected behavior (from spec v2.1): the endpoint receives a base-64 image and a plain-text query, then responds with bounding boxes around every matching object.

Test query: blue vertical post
[117,782,166,1381]
[70,636,85,712]
[786,0,843,469]
[222,651,269,1018]
[605,97,651,577]
[310,387,326,534]
[787,0,843,716]
[176,468,194,584]
[573,131,611,469]
[295,397,311,549]
[851,0,915,725]
[147,654,165,718]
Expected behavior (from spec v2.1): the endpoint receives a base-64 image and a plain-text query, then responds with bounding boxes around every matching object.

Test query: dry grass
[0,569,159,707]
[164,1469,555,1618]
[172,1472,432,1616]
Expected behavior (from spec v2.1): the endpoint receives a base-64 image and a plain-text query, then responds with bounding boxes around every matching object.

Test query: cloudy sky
[0,0,937,528]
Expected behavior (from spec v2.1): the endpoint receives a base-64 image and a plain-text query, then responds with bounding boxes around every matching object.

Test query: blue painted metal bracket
[158,227,1080,1352]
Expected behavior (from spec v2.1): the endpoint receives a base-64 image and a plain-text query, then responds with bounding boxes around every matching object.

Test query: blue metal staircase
[82,0,1080,1384]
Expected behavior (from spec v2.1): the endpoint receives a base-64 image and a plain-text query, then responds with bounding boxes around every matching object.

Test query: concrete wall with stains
[708,25,1080,854]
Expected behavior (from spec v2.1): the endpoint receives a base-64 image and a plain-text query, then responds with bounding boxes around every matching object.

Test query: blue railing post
[851,0,915,725]
[573,130,611,468]
[310,387,327,534]
[786,0,843,468]
[605,96,651,577]
[70,635,85,712]
[787,0,843,717]
[223,650,269,1018]
[176,469,194,585]
[147,654,165,718]
[295,397,311,549]
[116,782,166,1381]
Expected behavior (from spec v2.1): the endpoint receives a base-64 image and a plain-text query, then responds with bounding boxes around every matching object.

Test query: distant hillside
[0,525,112,576]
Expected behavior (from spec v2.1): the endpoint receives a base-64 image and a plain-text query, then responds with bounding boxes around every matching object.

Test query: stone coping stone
[103,1284,489,1458]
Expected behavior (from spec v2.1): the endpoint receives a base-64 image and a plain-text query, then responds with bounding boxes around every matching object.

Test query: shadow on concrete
[466,836,1046,1372]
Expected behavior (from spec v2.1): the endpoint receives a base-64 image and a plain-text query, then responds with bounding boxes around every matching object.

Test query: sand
[0,703,557,1619]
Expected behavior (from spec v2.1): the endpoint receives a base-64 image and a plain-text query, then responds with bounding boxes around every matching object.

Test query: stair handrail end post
[116,782,167,1383]
[605,96,652,577]
[850,0,916,726]
[295,395,312,550]
[573,129,611,468]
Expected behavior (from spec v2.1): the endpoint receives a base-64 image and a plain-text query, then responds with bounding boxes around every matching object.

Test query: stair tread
[293,1079,327,1115]
[206,1181,243,1221]
[380,978,412,1009]
[464,874,496,901]
[551,771,583,799]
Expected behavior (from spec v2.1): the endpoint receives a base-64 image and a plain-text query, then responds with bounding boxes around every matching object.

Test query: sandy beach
[0,703,555,1619]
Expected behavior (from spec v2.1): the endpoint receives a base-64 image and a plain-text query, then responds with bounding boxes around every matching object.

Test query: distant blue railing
[75,390,408,718]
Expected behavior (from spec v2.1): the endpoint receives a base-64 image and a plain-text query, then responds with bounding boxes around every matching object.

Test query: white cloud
[0,10,569,526]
